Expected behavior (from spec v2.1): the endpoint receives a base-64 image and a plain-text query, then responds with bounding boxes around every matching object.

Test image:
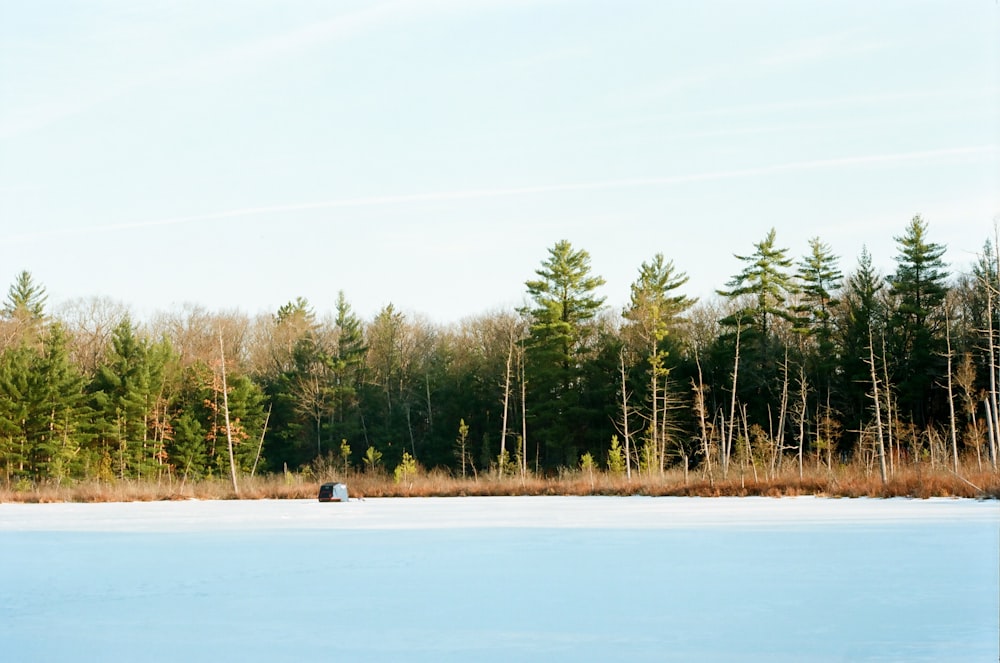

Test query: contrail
[5,145,992,243]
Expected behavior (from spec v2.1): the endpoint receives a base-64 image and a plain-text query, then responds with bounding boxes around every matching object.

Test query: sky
[1,0,998,324]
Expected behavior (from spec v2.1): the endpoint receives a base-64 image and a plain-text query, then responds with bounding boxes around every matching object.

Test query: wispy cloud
[0,0,564,141]
[5,146,992,244]
[0,1,413,140]
[756,29,886,69]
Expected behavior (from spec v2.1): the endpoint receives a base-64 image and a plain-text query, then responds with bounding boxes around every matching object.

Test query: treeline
[2,215,999,487]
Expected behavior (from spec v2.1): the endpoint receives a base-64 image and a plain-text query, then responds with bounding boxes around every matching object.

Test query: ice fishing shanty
[318,482,349,502]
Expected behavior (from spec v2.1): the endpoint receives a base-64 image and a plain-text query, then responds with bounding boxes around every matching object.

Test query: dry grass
[3,462,997,503]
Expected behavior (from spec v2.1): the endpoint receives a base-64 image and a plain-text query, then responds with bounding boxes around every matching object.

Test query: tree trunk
[619,347,632,481]
[219,329,239,497]
[500,333,513,479]
[693,350,712,479]
[986,399,997,471]
[987,286,1000,470]
[880,333,895,475]
[774,349,790,477]
[520,341,528,478]
[797,366,807,480]
[945,310,959,474]
[868,325,888,485]
[725,322,742,479]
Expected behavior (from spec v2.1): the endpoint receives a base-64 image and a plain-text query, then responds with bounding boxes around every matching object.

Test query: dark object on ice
[318,482,349,502]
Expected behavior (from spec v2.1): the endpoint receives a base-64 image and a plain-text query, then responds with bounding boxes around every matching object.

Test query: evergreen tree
[213,372,268,475]
[623,254,695,473]
[88,318,169,479]
[170,408,208,481]
[717,228,797,420]
[0,344,35,479]
[291,329,334,458]
[521,240,606,467]
[796,237,842,339]
[718,228,797,363]
[33,324,88,480]
[795,237,843,437]
[0,324,87,481]
[836,246,888,456]
[2,270,48,348]
[3,270,47,321]
[363,303,411,465]
[330,291,367,446]
[887,215,949,426]
[258,298,322,469]
[961,239,1000,389]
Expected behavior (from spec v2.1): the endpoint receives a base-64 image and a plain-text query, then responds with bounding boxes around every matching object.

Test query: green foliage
[3,270,47,322]
[276,297,315,327]
[0,228,992,486]
[454,418,471,478]
[171,411,207,480]
[88,318,170,480]
[835,246,888,449]
[721,227,795,304]
[496,449,517,477]
[889,216,948,325]
[522,240,607,467]
[624,253,694,349]
[718,227,797,351]
[393,450,417,484]
[0,325,88,481]
[606,435,625,474]
[339,439,352,472]
[329,292,367,446]
[363,446,383,473]
[886,216,949,426]
[715,228,799,426]
[639,438,657,476]
[218,374,269,474]
[1,270,48,348]
[796,237,842,336]
[580,451,596,487]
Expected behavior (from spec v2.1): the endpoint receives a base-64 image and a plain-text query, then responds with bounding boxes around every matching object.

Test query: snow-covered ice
[1,496,997,662]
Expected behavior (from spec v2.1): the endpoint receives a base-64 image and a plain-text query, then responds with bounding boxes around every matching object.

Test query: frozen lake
[1,496,997,662]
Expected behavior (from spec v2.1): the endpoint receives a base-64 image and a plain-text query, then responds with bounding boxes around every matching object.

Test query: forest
[2,215,999,496]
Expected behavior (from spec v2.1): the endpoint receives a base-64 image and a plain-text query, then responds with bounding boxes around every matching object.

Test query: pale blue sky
[1,0,997,323]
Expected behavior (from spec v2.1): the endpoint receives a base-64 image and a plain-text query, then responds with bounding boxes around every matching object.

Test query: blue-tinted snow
[1,496,997,662]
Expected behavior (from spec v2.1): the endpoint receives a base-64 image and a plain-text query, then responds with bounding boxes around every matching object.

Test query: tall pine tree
[887,215,949,426]
[522,240,606,467]
[623,253,695,473]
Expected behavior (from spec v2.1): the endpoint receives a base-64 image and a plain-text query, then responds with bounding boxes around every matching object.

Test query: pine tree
[330,291,367,445]
[366,303,406,458]
[0,324,86,481]
[796,237,842,339]
[3,270,47,321]
[717,228,797,421]
[214,373,268,475]
[522,240,606,467]
[168,359,268,481]
[33,324,88,480]
[0,344,35,479]
[1,270,48,349]
[259,298,324,469]
[795,237,843,446]
[836,246,888,455]
[88,318,168,480]
[887,215,949,426]
[623,253,694,473]
[718,228,797,364]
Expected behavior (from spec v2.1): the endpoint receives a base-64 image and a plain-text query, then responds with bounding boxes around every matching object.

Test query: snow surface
[1,496,997,662]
